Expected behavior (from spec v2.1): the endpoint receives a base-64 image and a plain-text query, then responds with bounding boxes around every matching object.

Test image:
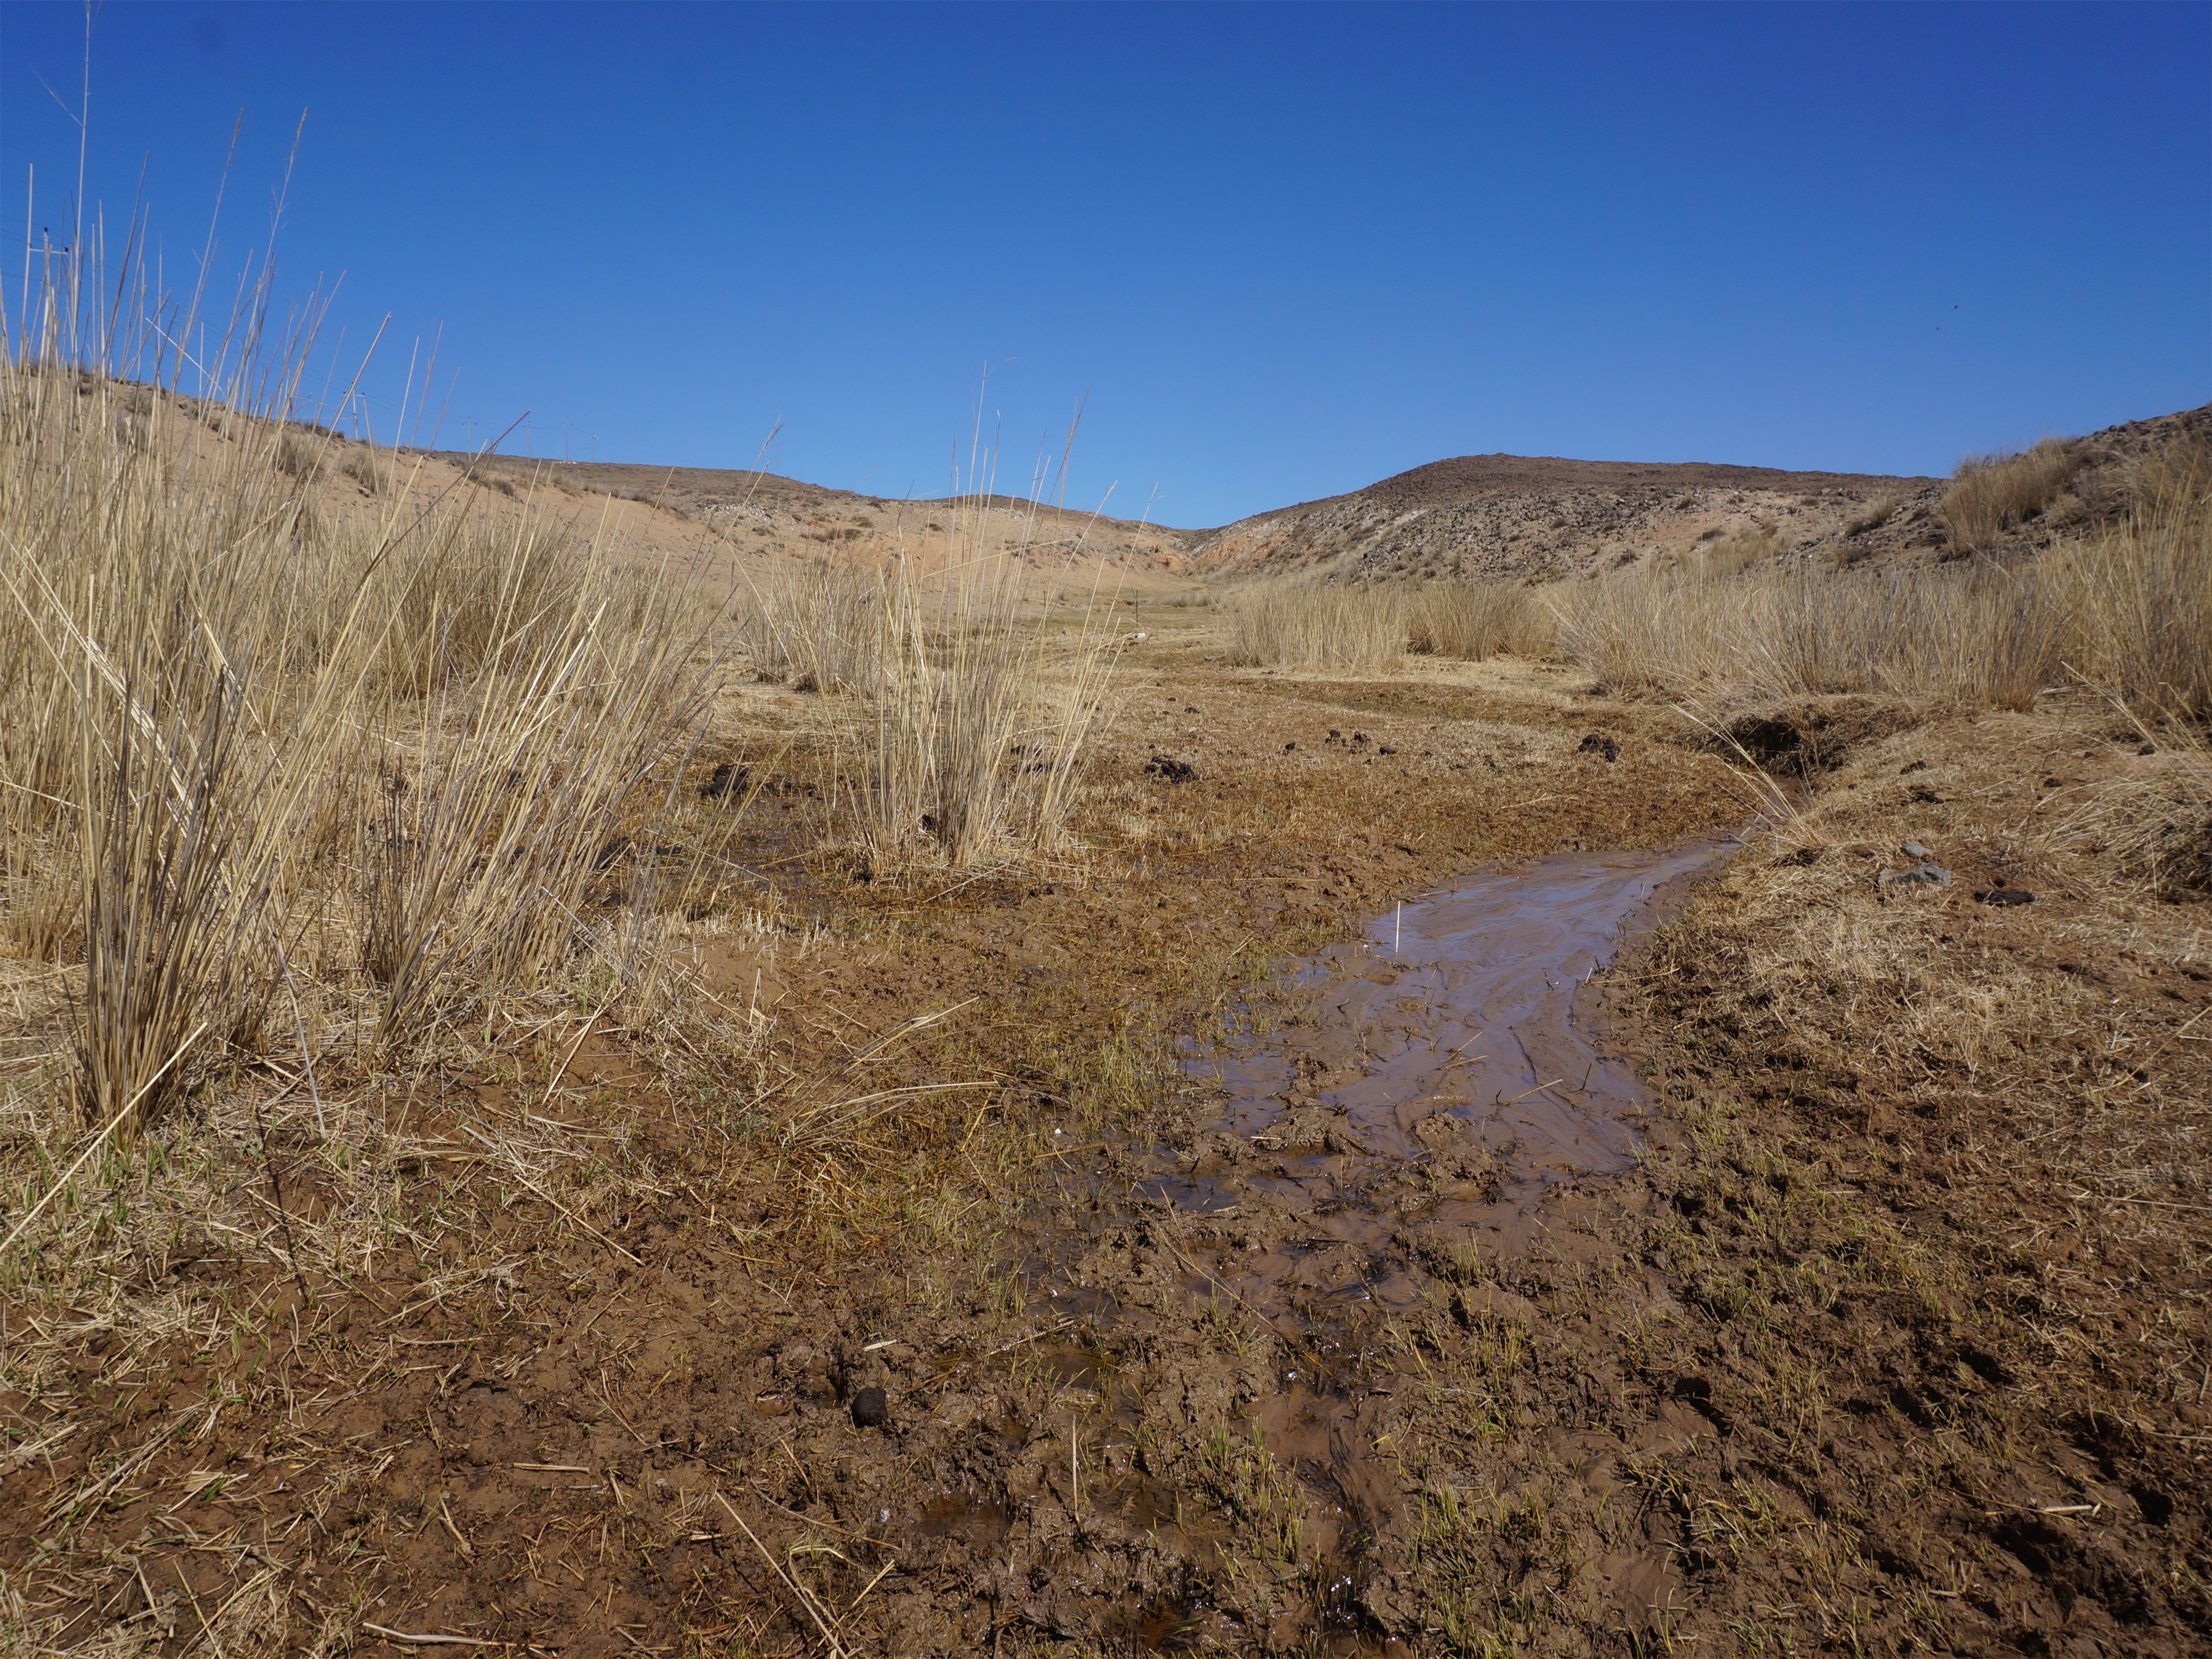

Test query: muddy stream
[978,839,1733,1641]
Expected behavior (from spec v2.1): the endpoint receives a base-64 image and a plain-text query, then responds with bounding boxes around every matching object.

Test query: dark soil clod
[1577,732,1621,761]
[701,760,751,799]
[850,1386,889,1429]
[1977,886,2035,906]
[1144,755,1198,783]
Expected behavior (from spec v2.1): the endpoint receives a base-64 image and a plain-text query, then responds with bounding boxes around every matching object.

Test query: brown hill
[1192,406,2212,582]
[430,454,1201,589]
[1190,451,1947,581]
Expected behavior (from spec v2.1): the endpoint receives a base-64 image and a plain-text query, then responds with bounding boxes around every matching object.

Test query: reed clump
[1227,580,1404,671]
[1407,580,1552,661]
[737,556,894,695]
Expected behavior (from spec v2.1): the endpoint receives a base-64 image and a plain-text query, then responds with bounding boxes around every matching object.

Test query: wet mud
[969,839,1737,1646]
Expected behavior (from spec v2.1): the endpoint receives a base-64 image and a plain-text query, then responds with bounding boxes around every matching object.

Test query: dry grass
[1678,521,1788,578]
[851,546,1124,870]
[1227,580,1404,671]
[1843,493,1898,537]
[1548,480,2211,718]
[2054,714,2212,902]
[1940,437,2084,552]
[737,556,893,695]
[1406,580,1552,661]
[0,258,726,1140]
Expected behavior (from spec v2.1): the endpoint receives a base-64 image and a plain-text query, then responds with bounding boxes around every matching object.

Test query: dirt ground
[4,603,2208,1657]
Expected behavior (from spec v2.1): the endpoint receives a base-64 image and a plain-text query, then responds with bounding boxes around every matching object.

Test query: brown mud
[6,646,2208,1657]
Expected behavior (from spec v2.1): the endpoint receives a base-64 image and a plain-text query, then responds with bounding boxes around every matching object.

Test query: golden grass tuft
[1940,437,2083,552]
[1226,580,1404,671]
[0,268,724,1128]
[1406,580,1552,660]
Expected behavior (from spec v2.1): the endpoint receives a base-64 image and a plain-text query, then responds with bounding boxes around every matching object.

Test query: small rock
[1899,841,1933,860]
[1284,741,1297,751]
[1879,861,1953,894]
[850,1386,889,1429]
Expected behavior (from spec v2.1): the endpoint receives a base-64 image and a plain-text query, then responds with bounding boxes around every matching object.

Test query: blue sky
[2,2,2205,528]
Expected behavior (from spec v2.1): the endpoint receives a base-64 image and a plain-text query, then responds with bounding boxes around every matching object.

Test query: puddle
[1188,838,1733,1176]
[1004,838,1733,1644]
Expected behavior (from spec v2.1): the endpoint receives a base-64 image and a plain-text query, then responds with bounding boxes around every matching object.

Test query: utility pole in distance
[591,434,598,463]
[524,420,536,458]
[564,419,572,463]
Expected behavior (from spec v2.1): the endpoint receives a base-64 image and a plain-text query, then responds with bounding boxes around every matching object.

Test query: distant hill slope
[1191,406,2212,581]
[1189,452,1946,581]
[431,455,1201,584]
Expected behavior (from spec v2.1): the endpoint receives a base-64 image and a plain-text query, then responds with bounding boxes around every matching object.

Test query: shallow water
[1004,838,1737,1645]
[1186,838,1734,1179]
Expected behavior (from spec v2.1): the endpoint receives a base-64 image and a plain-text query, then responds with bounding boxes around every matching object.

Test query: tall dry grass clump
[1407,580,1553,660]
[737,556,894,694]
[0,264,722,1137]
[727,426,1129,869]
[852,551,1121,868]
[1940,437,2084,552]
[1227,580,1404,671]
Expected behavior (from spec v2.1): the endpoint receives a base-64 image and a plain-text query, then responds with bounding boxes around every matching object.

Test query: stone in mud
[850,1386,889,1429]
[1878,860,1952,894]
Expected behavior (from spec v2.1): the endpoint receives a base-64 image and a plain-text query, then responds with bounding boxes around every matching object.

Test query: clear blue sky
[2,2,2205,528]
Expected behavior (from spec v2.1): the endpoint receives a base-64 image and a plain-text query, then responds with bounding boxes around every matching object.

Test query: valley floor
[5,607,2207,1658]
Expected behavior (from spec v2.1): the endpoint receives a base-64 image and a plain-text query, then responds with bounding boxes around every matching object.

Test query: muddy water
[1004,839,1734,1644]
[1187,838,1734,1178]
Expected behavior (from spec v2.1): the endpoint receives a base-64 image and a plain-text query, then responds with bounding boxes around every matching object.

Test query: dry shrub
[1688,523,1787,578]
[342,446,388,495]
[1227,581,1404,671]
[274,428,327,480]
[1941,438,2083,552]
[1407,581,1553,660]
[2119,427,2212,518]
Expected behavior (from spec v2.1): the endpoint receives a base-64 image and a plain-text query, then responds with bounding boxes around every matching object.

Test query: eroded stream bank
[951,838,1739,1648]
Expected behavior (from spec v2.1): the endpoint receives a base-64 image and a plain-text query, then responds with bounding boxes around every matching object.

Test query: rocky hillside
[1189,453,1944,581]
[1187,405,2212,582]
